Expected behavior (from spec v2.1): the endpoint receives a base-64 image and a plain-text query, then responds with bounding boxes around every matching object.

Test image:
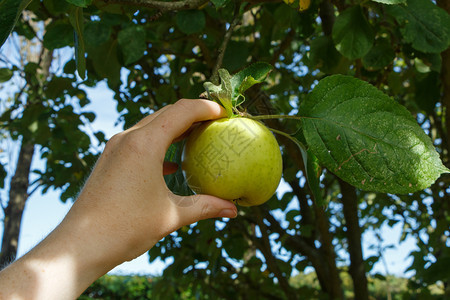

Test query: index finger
[146,99,226,153]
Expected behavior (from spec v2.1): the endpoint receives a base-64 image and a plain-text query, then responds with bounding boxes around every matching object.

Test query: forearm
[0,200,148,300]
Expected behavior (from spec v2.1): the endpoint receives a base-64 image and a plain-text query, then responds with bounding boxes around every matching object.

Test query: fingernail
[219,208,237,218]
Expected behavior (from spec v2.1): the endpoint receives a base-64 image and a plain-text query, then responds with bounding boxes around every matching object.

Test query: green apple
[182,117,282,206]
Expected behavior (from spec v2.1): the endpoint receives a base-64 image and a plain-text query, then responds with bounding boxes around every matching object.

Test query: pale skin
[0,99,237,300]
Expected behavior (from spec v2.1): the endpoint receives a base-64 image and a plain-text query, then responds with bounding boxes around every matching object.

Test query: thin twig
[104,0,209,11]
[210,3,241,84]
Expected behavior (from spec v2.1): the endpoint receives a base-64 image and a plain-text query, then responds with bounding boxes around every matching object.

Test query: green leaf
[332,6,374,60]
[65,0,92,8]
[204,69,234,117]
[222,41,250,73]
[0,0,33,48]
[300,75,449,194]
[308,36,345,73]
[371,0,406,4]
[13,19,36,40]
[0,68,13,82]
[69,7,86,79]
[88,38,121,87]
[386,0,450,53]
[43,22,74,50]
[210,0,230,8]
[0,163,6,189]
[362,39,395,70]
[176,10,206,35]
[203,64,272,117]
[43,0,70,15]
[45,77,73,99]
[84,21,111,46]
[414,72,440,114]
[231,62,272,96]
[118,25,146,65]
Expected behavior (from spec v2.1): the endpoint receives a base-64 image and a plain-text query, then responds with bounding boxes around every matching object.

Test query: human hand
[70,98,237,262]
[0,99,237,300]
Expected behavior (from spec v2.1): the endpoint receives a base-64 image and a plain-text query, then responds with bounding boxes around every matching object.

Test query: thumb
[172,194,238,226]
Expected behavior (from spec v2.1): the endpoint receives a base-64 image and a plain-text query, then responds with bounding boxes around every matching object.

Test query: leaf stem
[248,114,304,121]
[210,5,241,84]
[267,127,308,152]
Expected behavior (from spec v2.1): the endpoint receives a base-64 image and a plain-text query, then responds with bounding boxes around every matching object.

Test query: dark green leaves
[210,0,230,8]
[84,21,111,46]
[176,10,206,35]
[362,39,395,70]
[230,62,273,99]
[64,0,92,7]
[43,22,74,50]
[0,68,13,82]
[386,0,450,53]
[301,75,449,194]
[0,0,33,48]
[118,25,147,65]
[332,6,374,60]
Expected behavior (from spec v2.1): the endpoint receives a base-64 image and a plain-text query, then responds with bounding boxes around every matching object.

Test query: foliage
[79,275,154,299]
[1,0,449,299]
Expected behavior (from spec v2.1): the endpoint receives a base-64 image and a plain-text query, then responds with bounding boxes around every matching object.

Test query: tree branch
[210,5,241,84]
[339,179,369,300]
[104,0,209,11]
[248,207,298,300]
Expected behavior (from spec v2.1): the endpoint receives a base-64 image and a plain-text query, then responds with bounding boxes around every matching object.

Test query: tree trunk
[339,179,369,300]
[0,142,34,267]
[314,205,344,299]
[0,14,52,267]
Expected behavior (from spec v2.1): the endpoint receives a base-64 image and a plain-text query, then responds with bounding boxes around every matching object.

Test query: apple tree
[1,0,449,298]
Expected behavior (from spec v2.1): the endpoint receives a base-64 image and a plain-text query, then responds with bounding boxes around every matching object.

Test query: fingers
[126,105,172,133]
[169,193,237,226]
[147,99,226,153]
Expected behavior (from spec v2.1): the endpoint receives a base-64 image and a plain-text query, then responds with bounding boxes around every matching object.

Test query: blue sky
[0,38,418,279]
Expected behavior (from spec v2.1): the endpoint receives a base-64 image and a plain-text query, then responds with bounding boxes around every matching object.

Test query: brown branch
[104,0,209,11]
[250,207,298,300]
[339,179,369,300]
[319,0,335,37]
[210,6,241,84]
[313,203,344,299]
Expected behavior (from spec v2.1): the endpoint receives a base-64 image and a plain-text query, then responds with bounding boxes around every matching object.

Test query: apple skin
[182,117,282,206]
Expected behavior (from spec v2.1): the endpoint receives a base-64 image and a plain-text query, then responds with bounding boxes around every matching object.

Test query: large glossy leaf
[300,75,449,194]
[176,10,205,35]
[118,25,146,65]
[362,39,395,70]
[332,6,374,60]
[43,22,74,50]
[65,0,92,7]
[386,0,450,53]
[88,38,121,87]
[0,0,33,48]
